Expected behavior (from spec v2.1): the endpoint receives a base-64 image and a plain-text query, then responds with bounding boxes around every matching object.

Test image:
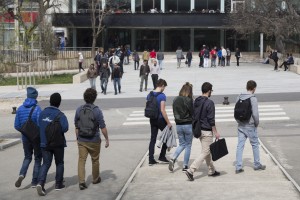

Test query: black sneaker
[182,166,188,172]
[158,157,169,164]
[209,171,221,177]
[149,159,158,166]
[235,169,244,174]
[79,183,88,190]
[93,177,101,184]
[55,183,65,191]
[254,164,266,171]
[36,184,46,196]
[15,175,24,188]
[168,159,175,172]
[185,170,194,181]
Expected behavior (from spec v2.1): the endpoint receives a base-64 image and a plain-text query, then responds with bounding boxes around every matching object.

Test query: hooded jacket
[38,106,69,148]
[173,96,193,125]
[235,92,259,127]
[193,96,215,131]
[14,98,42,142]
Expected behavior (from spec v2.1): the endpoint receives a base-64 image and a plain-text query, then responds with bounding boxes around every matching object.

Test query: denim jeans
[113,78,121,93]
[236,126,261,170]
[19,141,42,185]
[89,78,96,90]
[149,118,167,161]
[172,124,193,167]
[101,78,108,93]
[211,58,216,67]
[158,60,163,70]
[38,147,64,185]
[140,75,148,91]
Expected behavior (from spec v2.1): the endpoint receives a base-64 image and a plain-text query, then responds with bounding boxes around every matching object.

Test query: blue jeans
[19,141,42,185]
[89,78,96,90]
[172,124,193,167]
[101,78,108,93]
[38,147,64,185]
[113,78,121,93]
[158,60,163,70]
[236,126,261,170]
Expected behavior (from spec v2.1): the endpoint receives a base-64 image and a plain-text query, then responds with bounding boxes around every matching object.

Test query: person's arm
[101,127,109,148]
[251,97,259,127]
[61,114,69,133]
[207,102,220,139]
[160,101,172,128]
[74,108,80,139]
[97,108,109,147]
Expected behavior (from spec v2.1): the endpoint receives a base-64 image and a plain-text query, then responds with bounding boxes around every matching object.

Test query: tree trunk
[91,35,97,58]
[275,34,285,54]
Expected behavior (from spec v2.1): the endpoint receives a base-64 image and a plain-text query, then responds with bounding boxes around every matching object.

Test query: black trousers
[236,57,240,66]
[151,74,158,89]
[149,118,167,161]
[274,59,278,70]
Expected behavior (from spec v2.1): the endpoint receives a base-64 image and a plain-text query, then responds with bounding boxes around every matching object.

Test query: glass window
[135,0,161,13]
[135,29,159,51]
[165,0,190,12]
[194,29,220,51]
[107,0,131,11]
[107,29,131,48]
[165,29,190,51]
[195,0,220,12]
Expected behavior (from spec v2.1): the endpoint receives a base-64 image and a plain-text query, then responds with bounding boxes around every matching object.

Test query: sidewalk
[121,137,300,200]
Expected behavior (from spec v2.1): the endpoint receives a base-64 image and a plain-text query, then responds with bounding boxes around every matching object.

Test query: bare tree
[228,0,300,53]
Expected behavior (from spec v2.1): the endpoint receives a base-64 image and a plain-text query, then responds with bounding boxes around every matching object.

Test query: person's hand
[167,123,172,129]
[215,132,220,140]
[105,139,109,148]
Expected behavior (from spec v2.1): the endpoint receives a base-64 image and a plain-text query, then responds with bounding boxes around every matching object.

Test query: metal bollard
[12,107,17,114]
[223,97,230,105]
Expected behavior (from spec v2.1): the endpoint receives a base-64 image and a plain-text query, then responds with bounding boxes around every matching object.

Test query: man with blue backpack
[234,80,266,174]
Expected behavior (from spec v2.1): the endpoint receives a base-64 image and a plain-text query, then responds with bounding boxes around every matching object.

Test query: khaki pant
[78,141,101,183]
[189,131,216,175]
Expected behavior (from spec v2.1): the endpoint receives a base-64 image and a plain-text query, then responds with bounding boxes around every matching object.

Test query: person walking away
[217,48,222,66]
[226,48,231,66]
[108,52,120,72]
[147,79,172,165]
[203,47,210,68]
[142,49,150,64]
[221,46,226,67]
[75,88,109,190]
[36,93,69,196]
[235,80,266,174]
[99,62,110,95]
[111,63,122,95]
[271,49,279,71]
[14,87,42,188]
[210,47,217,67]
[78,52,85,72]
[150,59,160,89]
[199,46,205,67]
[150,49,157,63]
[119,47,125,74]
[139,60,150,92]
[86,64,98,90]
[94,48,102,72]
[157,50,164,70]
[132,50,140,70]
[185,82,221,181]
[186,50,193,67]
[235,48,241,67]
[176,46,183,68]
[169,83,193,172]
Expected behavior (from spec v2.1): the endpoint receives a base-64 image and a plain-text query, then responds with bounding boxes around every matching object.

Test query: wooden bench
[73,71,88,83]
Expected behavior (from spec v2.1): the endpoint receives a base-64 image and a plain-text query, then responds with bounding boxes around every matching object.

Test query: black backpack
[192,99,207,138]
[144,92,161,119]
[78,105,98,138]
[204,50,210,58]
[234,98,252,122]
[45,112,65,149]
[20,105,40,144]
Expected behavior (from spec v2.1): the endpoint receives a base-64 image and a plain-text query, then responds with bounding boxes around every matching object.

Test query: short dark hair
[50,93,61,108]
[84,88,97,104]
[246,80,257,91]
[202,82,213,93]
[156,79,167,87]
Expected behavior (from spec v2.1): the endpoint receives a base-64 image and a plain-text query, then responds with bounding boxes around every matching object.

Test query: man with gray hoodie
[235,80,266,174]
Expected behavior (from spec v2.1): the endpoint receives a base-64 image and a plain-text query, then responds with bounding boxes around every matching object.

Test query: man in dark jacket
[36,93,69,196]
[100,62,111,95]
[111,63,122,95]
[185,82,221,181]
[14,87,42,188]
[272,49,279,71]
[139,60,150,92]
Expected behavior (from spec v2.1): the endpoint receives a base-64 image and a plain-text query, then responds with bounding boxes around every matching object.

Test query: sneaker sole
[158,160,169,164]
[15,176,24,188]
[185,171,194,181]
[37,185,46,196]
[168,161,174,172]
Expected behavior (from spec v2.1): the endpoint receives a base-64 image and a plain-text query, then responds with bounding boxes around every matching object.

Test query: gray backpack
[78,105,98,138]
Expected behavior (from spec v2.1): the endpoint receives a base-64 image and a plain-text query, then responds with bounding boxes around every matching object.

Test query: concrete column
[131,0,135,13]
[72,28,77,50]
[191,0,195,10]
[72,0,77,13]
[190,28,194,51]
[260,33,264,58]
[161,0,165,13]
[221,0,225,13]
[231,0,234,12]
[14,0,19,50]
[131,29,136,50]
[102,0,106,10]
[160,29,165,51]
[220,30,225,47]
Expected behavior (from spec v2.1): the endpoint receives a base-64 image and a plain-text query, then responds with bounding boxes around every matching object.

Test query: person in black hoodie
[169,82,193,172]
[185,82,221,181]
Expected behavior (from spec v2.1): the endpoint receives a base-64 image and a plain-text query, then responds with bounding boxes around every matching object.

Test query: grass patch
[0,73,76,86]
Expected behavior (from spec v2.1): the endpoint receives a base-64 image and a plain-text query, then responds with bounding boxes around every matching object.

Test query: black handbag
[210,138,229,161]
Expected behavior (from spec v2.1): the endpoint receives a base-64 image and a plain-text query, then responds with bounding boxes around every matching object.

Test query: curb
[0,139,21,151]
[259,138,300,193]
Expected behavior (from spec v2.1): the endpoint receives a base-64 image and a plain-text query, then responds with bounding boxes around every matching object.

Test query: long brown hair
[179,82,193,98]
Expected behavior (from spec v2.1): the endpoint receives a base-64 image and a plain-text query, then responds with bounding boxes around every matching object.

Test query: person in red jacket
[150,49,157,63]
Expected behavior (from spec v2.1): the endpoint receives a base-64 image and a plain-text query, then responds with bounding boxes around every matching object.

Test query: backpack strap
[28,105,37,119]
[53,112,63,122]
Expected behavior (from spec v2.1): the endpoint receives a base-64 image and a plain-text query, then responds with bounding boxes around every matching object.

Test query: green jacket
[172,96,193,125]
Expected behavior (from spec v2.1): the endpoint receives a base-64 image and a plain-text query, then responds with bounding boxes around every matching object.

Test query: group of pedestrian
[139,59,160,92]
[134,49,165,71]
[145,79,266,182]
[14,87,109,196]
[269,49,294,72]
